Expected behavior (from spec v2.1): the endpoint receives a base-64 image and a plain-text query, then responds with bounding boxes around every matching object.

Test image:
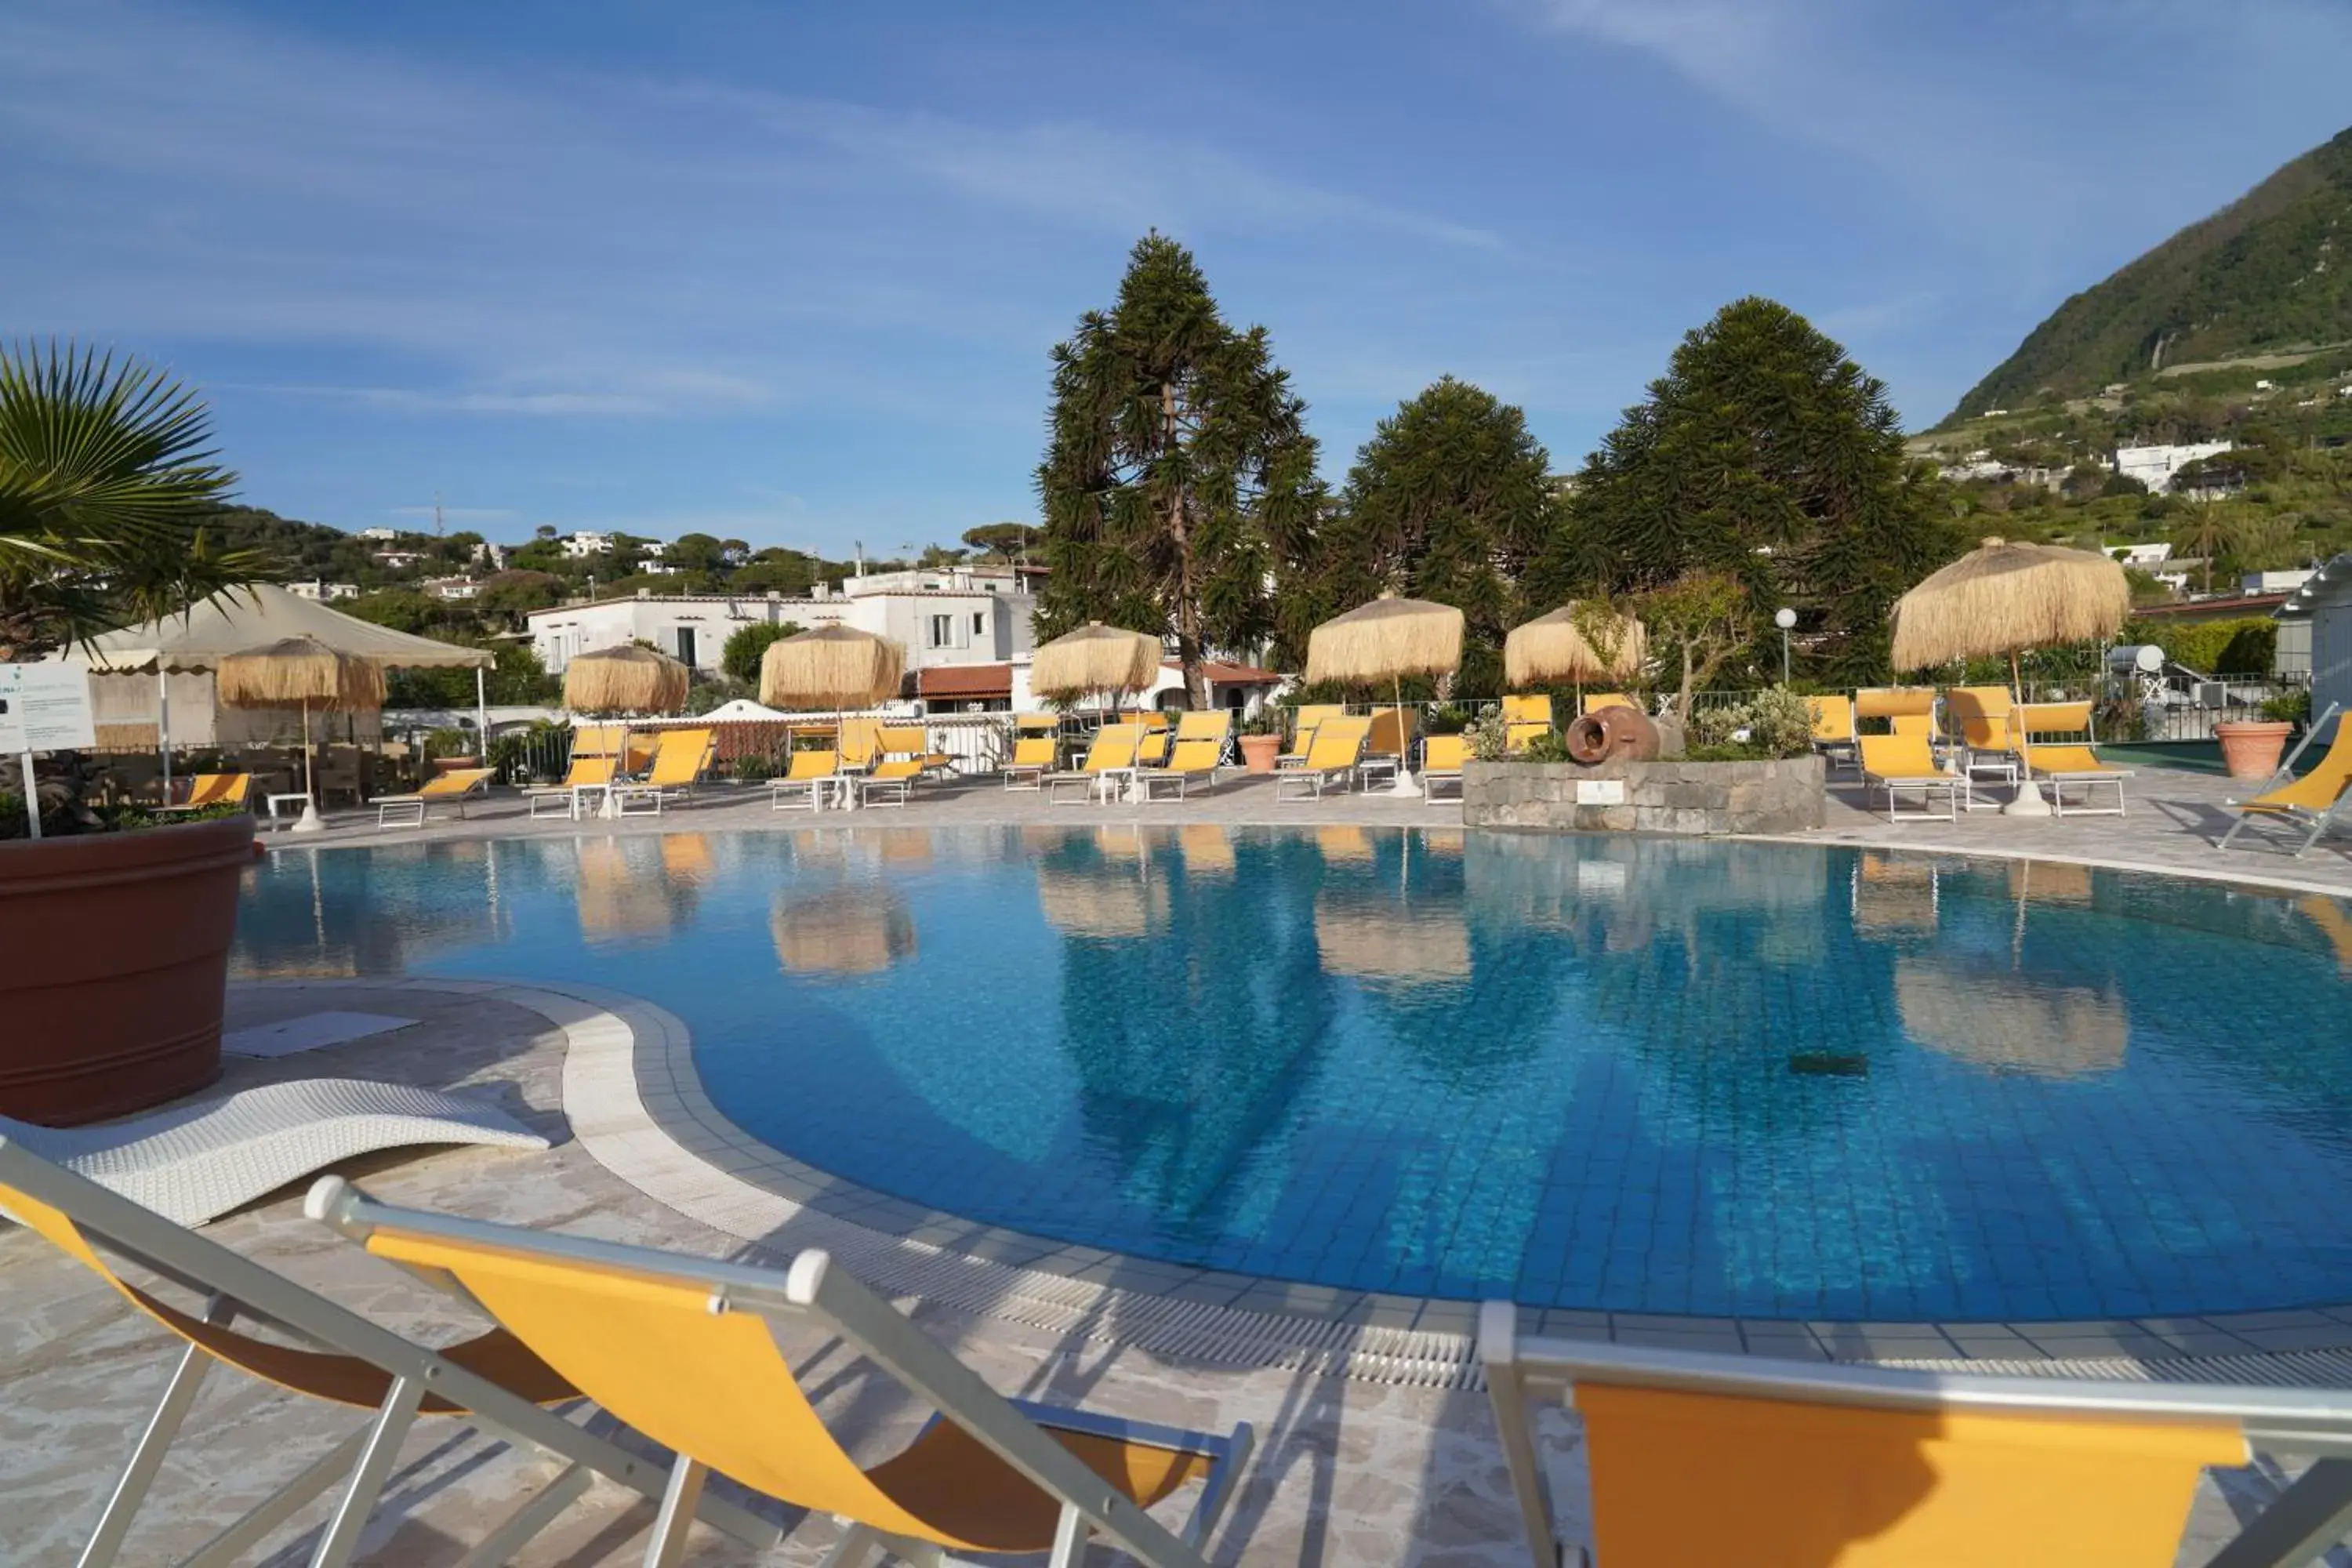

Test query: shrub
[2124,616,2276,675]
[1688,685,1814,759]
[1519,728,1573,764]
[731,753,778,782]
[1465,708,1509,762]
[2259,688,2313,726]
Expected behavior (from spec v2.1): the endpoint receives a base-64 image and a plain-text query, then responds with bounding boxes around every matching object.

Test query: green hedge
[2122,616,2276,675]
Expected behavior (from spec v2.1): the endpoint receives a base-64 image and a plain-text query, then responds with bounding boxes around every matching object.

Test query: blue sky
[5,2,2347,556]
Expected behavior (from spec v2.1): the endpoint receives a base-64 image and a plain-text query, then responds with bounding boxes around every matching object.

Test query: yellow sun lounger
[1503,694,1554,754]
[1138,735,1227,801]
[1276,703,1345,768]
[1274,715,1371,801]
[526,752,618,818]
[1859,734,1962,822]
[1581,692,1635,716]
[615,728,717,815]
[769,748,842,811]
[1806,695,1858,772]
[1479,1303,2352,1568]
[1421,733,1469,802]
[374,766,494,828]
[1046,722,1145,804]
[155,772,252,814]
[2220,702,2352,856]
[1004,732,1060,789]
[0,1138,774,1568]
[309,1178,1251,1568]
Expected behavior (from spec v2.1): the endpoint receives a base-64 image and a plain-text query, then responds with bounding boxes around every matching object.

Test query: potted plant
[1237,710,1284,772]
[2216,688,2305,782]
[1,343,270,1125]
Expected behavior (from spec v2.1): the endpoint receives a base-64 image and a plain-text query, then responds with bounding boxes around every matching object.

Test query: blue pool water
[233,827,2352,1323]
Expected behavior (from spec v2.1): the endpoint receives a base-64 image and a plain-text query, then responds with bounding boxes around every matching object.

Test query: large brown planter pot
[0,814,255,1125]
[1238,733,1283,774]
[2216,720,2293,782]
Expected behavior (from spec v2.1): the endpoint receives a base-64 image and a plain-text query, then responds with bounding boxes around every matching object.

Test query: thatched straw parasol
[1895,959,2126,1080]
[216,635,387,835]
[760,625,906,710]
[1504,603,1646,688]
[1889,537,2129,816]
[1034,863,1166,938]
[564,644,690,714]
[771,887,917,975]
[1305,595,1465,797]
[1890,537,2130,677]
[1029,622,1160,710]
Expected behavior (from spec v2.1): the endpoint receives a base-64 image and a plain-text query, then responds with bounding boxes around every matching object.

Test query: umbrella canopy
[1504,603,1646,687]
[1305,596,1464,686]
[1029,622,1160,699]
[1034,863,1166,938]
[564,644,689,713]
[215,636,386,712]
[1889,537,2131,673]
[759,624,905,710]
[70,582,491,673]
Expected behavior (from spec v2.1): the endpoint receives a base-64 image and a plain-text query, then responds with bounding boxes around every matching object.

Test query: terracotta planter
[2215,720,2293,782]
[429,755,482,775]
[1239,733,1283,774]
[0,815,254,1125]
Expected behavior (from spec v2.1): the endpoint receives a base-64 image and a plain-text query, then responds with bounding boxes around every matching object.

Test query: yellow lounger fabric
[362,1230,1204,1553]
[2238,720,2352,815]
[1579,1383,2241,1568]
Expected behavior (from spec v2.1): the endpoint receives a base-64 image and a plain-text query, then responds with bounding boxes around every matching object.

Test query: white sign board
[1574,778,1627,806]
[0,663,99,753]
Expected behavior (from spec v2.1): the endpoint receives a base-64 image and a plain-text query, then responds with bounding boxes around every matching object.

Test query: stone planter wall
[1462,756,1825,836]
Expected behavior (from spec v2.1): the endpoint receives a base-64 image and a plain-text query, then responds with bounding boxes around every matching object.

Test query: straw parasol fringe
[771,888,917,974]
[1314,895,1470,988]
[215,637,386,711]
[1304,596,1465,686]
[1894,959,2126,1079]
[1030,622,1160,701]
[1889,537,2131,673]
[564,644,690,713]
[759,625,905,710]
[1504,604,1647,687]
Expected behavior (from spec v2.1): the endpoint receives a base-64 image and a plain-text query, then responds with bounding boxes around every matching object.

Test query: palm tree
[0,342,264,662]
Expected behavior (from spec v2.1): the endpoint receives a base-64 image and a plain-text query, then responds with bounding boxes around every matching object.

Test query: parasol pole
[2003,647,2051,818]
[1387,672,1424,797]
[475,665,490,760]
[292,693,325,833]
[158,668,172,799]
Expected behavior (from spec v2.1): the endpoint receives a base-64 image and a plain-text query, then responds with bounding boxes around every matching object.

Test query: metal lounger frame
[1867,771,1962,823]
[2045,768,2130,817]
[0,1136,775,1568]
[2220,702,2351,856]
[1478,1301,2352,1568]
[310,1178,1253,1568]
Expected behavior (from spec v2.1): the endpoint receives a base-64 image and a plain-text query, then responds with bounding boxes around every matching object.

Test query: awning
[63,583,493,673]
[918,662,1012,700]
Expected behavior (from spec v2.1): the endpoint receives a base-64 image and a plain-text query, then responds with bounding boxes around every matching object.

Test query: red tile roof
[1165,659,1281,684]
[917,662,1011,699]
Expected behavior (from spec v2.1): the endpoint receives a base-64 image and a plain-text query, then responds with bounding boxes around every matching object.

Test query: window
[971,612,986,637]
[928,614,953,648]
[674,627,697,668]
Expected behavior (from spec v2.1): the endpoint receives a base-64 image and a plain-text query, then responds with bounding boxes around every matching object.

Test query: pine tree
[1311,376,1559,697]
[1035,234,1322,704]
[1531,298,1956,684]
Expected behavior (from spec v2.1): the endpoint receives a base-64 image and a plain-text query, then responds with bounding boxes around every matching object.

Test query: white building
[2277,556,2352,731]
[2113,442,2233,490]
[2107,543,2173,569]
[526,565,1040,686]
[2243,568,2316,596]
[356,527,398,542]
[285,580,360,603]
[561,531,616,558]
[423,577,482,601]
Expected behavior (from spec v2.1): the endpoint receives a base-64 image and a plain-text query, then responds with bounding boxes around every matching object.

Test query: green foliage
[384,641,558,707]
[2261,687,2314,725]
[961,522,1038,561]
[2122,615,2277,675]
[731,753,778,782]
[1305,376,1558,699]
[1690,685,1815,758]
[1952,127,2352,414]
[1035,232,1323,700]
[1532,298,1957,684]
[1637,569,1755,724]
[1465,707,1509,762]
[0,342,263,661]
[1519,728,1573,764]
[721,620,800,685]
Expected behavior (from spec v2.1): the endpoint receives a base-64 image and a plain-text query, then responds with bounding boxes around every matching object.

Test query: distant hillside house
[561,531,615,558]
[371,548,426,570]
[285,580,360,603]
[2107,542,2173,569]
[2113,441,2234,489]
[356,526,398,542]
[423,577,481,601]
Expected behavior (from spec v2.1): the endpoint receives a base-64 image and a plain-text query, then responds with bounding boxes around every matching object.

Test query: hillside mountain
[1949,127,2352,421]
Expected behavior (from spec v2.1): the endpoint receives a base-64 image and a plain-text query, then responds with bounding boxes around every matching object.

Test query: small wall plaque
[1574,779,1626,806]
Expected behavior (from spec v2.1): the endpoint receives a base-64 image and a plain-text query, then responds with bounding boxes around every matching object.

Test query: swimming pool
[233,826,2352,1323]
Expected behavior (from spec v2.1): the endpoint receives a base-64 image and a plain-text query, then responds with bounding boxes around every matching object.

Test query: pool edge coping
[244,975,2352,1386]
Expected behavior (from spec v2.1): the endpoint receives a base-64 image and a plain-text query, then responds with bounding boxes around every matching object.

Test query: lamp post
[1774,607,1796,684]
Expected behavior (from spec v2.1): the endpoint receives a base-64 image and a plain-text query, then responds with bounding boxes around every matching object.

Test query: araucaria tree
[1036,234,1322,705]
[1312,376,1558,697]
[1531,298,1955,684]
